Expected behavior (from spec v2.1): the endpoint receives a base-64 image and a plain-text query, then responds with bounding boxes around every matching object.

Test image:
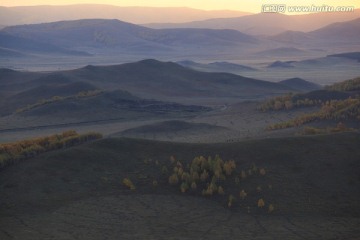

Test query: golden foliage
[267,97,360,130]
[268,204,275,213]
[202,185,214,196]
[239,190,247,200]
[0,131,102,170]
[168,173,179,185]
[326,77,360,91]
[180,182,189,193]
[200,170,209,182]
[16,90,103,113]
[223,159,236,176]
[218,186,225,195]
[163,154,272,210]
[228,194,236,208]
[181,172,191,183]
[258,198,265,208]
[122,178,136,190]
[259,93,321,112]
[177,167,184,177]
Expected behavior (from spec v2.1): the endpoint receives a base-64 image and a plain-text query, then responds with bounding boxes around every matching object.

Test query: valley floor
[1,194,359,240]
[0,101,311,143]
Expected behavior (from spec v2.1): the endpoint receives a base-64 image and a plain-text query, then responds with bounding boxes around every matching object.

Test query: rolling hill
[328,52,360,62]
[177,60,257,73]
[0,19,258,56]
[0,32,89,56]
[145,10,360,35]
[16,90,210,120]
[0,81,98,116]
[0,59,294,106]
[116,120,231,141]
[0,59,299,129]
[278,78,321,92]
[0,133,359,239]
[270,18,360,46]
[1,17,359,61]
[309,17,360,42]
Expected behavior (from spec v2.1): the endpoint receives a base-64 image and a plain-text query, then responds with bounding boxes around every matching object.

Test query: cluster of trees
[122,155,274,213]
[260,77,360,112]
[259,93,321,111]
[267,97,360,130]
[167,155,236,197]
[326,77,360,91]
[300,123,355,135]
[0,130,102,170]
[163,155,273,212]
[16,90,103,113]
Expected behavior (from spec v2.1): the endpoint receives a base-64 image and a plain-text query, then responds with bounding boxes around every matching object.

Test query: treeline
[260,77,360,112]
[300,123,355,135]
[259,93,321,111]
[0,130,102,170]
[16,90,103,113]
[267,97,360,130]
[325,77,360,91]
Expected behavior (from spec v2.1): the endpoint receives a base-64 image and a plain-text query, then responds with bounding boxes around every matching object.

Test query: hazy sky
[1,0,359,12]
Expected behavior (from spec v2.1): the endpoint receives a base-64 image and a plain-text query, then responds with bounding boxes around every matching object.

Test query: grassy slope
[0,133,359,218]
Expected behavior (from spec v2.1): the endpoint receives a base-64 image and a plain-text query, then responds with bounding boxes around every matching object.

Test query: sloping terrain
[328,52,360,62]
[270,18,360,47]
[309,18,360,42]
[255,47,307,57]
[0,89,210,130]
[116,120,232,141]
[177,60,257,73]
[145,10,360,35]
[0,32,90,56]
[0,59,294,105]
[0,133,359,239]
[278,78,321,92]
[0,81,97,116]
[0,19,258,56]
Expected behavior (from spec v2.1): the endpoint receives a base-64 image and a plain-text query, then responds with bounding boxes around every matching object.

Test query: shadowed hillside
[0,59,294,105]
[116,120,231,141]
[0,133,359,239]
[278,78,321,92]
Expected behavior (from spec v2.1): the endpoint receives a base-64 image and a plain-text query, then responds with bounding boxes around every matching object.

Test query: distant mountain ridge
[270,18,360,44]
[0,5,250,26]
[144,10,360,35]
[0,19,258,56]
